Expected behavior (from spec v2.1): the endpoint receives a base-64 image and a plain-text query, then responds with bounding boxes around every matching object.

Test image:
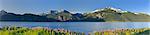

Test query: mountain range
[0,7,150,22]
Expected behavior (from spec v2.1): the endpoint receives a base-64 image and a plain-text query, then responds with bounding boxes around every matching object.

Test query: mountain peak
[104,7,122,12]
[0,10,7,14]
[59,10,70,13]
[93,7,123,13]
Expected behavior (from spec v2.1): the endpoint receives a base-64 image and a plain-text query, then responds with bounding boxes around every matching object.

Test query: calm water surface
[0,22,149,33]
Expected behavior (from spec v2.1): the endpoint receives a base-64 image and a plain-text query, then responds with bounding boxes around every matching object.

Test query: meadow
[0,26,149,35]
[0,26,84,35]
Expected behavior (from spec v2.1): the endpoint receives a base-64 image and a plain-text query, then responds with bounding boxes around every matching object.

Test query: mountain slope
[0,7,150,22]
[86,7,150,22]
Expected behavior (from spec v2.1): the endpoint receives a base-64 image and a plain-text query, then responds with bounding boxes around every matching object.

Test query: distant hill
[0,7,150,22]
[0,10,58,22]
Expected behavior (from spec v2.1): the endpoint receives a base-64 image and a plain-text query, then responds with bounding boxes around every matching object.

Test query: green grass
[0,26,84,35]
[0,26,149,35]
[90,28,150,35]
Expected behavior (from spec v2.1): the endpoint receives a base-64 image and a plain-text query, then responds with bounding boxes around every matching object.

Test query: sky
[1,0,150,14]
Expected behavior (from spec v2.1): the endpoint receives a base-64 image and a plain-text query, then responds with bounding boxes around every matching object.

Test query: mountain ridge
[0,7,150,22]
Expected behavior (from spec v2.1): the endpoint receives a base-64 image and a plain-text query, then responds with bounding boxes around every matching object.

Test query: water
[0,22,150,34]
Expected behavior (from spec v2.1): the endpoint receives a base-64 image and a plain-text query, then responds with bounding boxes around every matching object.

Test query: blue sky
[1,0,150,14]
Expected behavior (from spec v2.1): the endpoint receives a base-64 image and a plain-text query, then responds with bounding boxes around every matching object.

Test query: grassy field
[0,26,84,35]
[0,26,149,35]
[90,28,150,35]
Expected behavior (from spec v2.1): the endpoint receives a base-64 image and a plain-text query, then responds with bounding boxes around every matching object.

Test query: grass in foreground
[90,28,150,35]
[0,26,149,35]
[0,26,84,35]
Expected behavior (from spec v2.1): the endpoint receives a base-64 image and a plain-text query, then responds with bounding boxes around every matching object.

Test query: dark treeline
[0,10,57,22]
